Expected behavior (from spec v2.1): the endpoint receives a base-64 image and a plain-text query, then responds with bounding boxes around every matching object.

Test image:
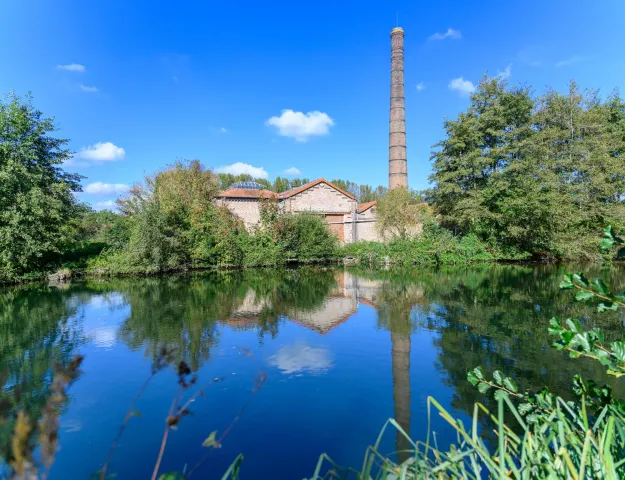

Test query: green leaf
[202,430,221,448]
[596,350,612,366]
[570,333,591,353]
[559,274,574,289]
[565,318,582,334]
[573,273,589,287]
[598,302,618,312]
[604,225,615,238]
[129,410,142,418]
[477,382,491,394]
[493,370,504,385]
[611,342,625,363]
[592,278,609,295]
[472,366,484,381]
[548,317,561,335]
[601,238,616,250]
[518,403,533,415]
[503,377,518,393]
[561,330,574,345]
[493,390,508,401]
[575,290,595,302]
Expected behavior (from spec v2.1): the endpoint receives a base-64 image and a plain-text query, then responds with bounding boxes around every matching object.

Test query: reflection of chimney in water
[391,331,412,463]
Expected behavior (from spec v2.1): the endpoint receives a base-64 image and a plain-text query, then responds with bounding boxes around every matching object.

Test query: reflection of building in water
[287,294,358,334]
[223,290,269,331]
[223,270,424,335]
[222,269,417,462]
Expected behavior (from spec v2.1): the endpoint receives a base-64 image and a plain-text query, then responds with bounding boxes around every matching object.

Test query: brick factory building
[216,178,380,243]
[216,26,407,244]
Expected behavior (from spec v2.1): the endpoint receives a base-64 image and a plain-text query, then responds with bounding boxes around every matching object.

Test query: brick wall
[284,183,355,214]
[218,198,261,229]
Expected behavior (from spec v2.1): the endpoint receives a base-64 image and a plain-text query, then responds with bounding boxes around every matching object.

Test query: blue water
[1,265,624,478]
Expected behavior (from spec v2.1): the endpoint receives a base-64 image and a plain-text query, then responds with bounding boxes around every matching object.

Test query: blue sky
[2,0,624,209]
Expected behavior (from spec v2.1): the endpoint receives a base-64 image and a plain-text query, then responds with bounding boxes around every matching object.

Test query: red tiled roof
[279,178,356,200]
[216,188,278,199]
[357,200,377,213]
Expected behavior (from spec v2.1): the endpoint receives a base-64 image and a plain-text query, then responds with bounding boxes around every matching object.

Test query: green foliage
[375,187,429,239]
[343,223,526,265]
[0,93,82,282]
[90,162,338,275]
[428,78,625,260]
[273,213,339,263]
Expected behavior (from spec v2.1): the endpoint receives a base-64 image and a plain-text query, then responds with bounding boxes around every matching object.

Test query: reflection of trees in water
[91,268,338,370]
[4,263,624,465]
[356,263,625,435]
[0,285,85,463]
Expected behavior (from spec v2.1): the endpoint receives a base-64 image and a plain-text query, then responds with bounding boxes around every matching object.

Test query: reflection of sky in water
[88,293,125,309]
[269,342,332,375]
[89,325,117,348]
[79,292,129,350]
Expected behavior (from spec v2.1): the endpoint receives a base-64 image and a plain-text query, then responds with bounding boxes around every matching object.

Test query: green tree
[375,187,429,239]
[272,176,291,193]
[0,93,82,281]
[428,78,625,259]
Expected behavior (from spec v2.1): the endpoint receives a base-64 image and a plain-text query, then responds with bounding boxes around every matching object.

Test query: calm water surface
[1,264,625,479]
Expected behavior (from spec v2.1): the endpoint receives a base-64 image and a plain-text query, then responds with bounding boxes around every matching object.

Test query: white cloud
[449,77,476,96]
[94,200,116,211]
[555,55,588,67]
[429,28,462,41]
[497,64,512,79]
[80,84,99,93]
[268,343,332,375]
[266,109,334,142]
[215,162,268,179]
[220,127,227,133]
[284,167,301,176]
[85,182,130,195]
[57,63,85,72]
[416,82,426,91]
[76,142,126,162]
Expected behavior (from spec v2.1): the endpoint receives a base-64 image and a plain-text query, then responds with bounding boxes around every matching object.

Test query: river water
[1,264,624,479]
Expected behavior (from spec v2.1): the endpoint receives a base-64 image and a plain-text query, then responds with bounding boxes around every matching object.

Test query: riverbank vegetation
[2,76,625,283]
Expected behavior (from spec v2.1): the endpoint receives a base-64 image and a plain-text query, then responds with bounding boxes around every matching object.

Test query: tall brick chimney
[389,27,407,189]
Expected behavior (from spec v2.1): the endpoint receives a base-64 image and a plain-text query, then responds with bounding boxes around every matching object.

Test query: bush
[274,213,339,263]
[87,163,340,275]
[343,222,528,265]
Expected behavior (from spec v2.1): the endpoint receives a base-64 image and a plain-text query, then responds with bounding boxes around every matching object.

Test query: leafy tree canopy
[0,93,82,281]
[428,77,625,259]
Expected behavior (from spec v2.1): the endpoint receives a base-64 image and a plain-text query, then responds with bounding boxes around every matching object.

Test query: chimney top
[391,27,404,35]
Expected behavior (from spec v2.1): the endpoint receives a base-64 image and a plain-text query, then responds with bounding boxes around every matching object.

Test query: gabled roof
[217,178,356,201]
[279,178,356,200]
[216,188,278,199]
[357,200,377,213]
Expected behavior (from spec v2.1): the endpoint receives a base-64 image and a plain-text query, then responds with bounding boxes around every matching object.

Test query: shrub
[274,213,339,263]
